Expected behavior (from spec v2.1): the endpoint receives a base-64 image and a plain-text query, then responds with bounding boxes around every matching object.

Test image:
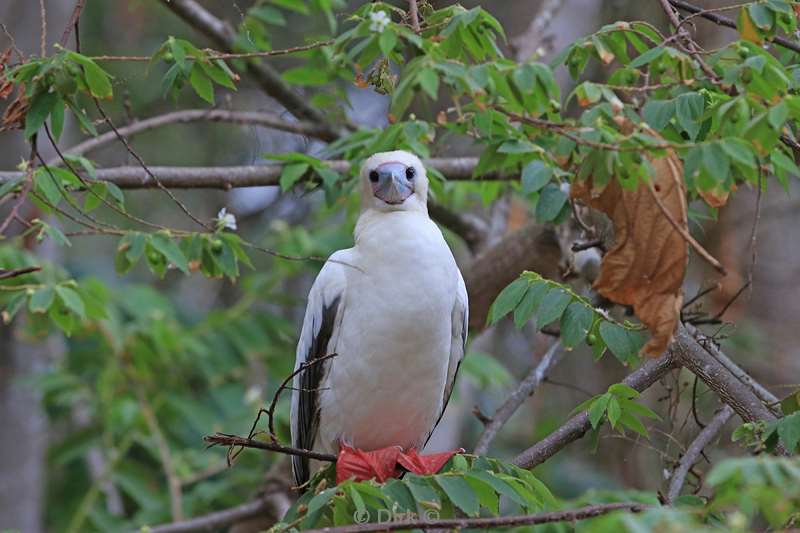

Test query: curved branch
[473,341,562,455]
[55,109,330,164]
[145,495,285,533]
[666,405,733,504]
[157,0,341,141]
[203,433,337,463]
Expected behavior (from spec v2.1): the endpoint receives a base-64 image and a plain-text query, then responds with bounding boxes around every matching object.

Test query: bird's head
[359,150,428,213]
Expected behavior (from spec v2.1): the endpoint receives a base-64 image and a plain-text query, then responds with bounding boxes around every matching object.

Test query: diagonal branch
[158,0,341,141]
[512,352,678,469]
[473,341,563,455]
[145,495,287,533]
[665,405,733,504]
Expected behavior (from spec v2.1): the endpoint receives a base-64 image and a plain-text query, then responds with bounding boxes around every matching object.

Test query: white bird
[290,150,468,487]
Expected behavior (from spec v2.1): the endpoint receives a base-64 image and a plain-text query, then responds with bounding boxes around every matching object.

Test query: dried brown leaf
[571,152,688,357]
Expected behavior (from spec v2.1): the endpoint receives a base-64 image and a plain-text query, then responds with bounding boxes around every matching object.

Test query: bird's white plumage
[290,151,467,486]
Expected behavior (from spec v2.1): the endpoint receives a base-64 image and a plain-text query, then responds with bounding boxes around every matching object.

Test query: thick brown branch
[303,502,650,533]
[204,433,337,463]
[512,352,678,469]
[158,0,341,141]
[666,405,733,504]
[473,341,562,455]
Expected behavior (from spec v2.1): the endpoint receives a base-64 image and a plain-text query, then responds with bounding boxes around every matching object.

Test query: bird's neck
[354,209,434,247]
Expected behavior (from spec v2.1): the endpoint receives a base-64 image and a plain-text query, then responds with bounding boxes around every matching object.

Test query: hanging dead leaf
[571,150,688,357]
[0,48,13,99]
[0,91,28,132]
[697,184,733,208]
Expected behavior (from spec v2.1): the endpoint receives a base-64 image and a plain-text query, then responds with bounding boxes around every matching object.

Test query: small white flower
[369,10,390,33]
[216,207,238,231]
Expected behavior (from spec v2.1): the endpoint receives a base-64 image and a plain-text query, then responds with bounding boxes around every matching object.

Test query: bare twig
[474,342,562,455]
[512,352,678,469]
[665,405,733,504]
[0,266,41,280]
[52,109,330,165]
[38,0,47,57]
[407,0,421,33]
[302,502,650,533]
[203,433,337,463]
[91,40,334,63]
[59,0,86,47]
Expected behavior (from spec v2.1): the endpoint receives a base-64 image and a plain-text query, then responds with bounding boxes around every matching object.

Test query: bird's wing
[426,268,469,445]
[290,250,349,487]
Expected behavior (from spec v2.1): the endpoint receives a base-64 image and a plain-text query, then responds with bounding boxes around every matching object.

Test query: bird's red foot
[397,448,465,476]
[336,444,402,484]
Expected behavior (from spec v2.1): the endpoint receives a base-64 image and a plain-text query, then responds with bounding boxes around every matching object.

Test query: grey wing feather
[425,269,469,445]
[290,252,348,487]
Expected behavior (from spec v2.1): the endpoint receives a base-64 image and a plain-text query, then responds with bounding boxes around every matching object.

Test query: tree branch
[54,109,330,164]
[512,352,678,469]
[665,405,733,504]
[473,341,562,455]
[668,0,800,55]
[0,158,508,189]
[144,494,285,533]
[204,433,337,463]
[157,0,341,141]
[302,502,650,533]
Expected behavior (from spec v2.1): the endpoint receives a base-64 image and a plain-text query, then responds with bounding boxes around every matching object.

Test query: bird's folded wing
[290,251,349,487]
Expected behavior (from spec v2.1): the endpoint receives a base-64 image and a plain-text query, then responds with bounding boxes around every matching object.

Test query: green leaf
[619,410,650,437]
[149,233,189,274]
[29,286,55,313]
[534,183,568,222]
[418,68,439,99]
[50,96,65,140]
[464,475,499,514]
[0,175,24,198]
[521,161,552,194]
[536,287,572,329]
[609,383,639,399]
[675,92,705,140]
[607,396,621,428]
[279,163,310,191]
[189,64,214,104]
[559,302,593,348]
[599,321,642,363]
[642,99,675,130]
[436,475,479,517]
[490,278,529,324]
[630,46,665,68]
[199,60,236,90]
[169,37,187,72]
[513,282,548,328]
[588,393,611,429]
[77,60,113,99]
[24,90,59,138]
[55,286,85,319]
[777,412,800,452]
[379,30,398,56]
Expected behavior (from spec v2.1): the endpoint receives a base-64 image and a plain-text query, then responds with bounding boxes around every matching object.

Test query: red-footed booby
[290,150,468,486]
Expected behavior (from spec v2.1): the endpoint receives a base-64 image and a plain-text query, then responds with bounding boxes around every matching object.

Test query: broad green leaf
[599,321,643,363]
[24,90,59,138]
[55,286,85,319]
[675,92,705,140]
[29,286,55,313]
[280,163,310,191]
[513,282,548,328]
[379,30,398,56]
[490,278,529,324]
[521,161,552,194]
[149,233,189,273]
[418,68,439,99]
[436,475,479,517]
[534,183,568,222]
[642,99,674,130]
[536,287,572,329]
[607,396,621,428]
[588,393,611,429]
[189,64,214,104]
[560,302,593,348]
[777,412,800,452]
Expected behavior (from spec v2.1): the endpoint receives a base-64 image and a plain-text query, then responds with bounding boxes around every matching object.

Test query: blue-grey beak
[370,162,415,205]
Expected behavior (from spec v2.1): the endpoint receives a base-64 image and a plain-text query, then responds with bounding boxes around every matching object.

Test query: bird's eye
[369,170,379,183]
[405,167,415,180]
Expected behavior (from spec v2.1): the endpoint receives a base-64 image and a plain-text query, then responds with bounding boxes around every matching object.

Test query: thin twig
[38,0,47,57]
[59,0,86,47]
[665,405,733,504]
[302,503,651,533]
[407,0,421,33]
[145,495,282,533]
[203,433,337,463]
[0,266,41,280]
[474,342,562,455]
[89,40,335,62]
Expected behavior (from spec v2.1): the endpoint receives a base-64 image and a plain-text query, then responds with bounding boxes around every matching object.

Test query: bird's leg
[336,443,402,484]
[397,448,465,476]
